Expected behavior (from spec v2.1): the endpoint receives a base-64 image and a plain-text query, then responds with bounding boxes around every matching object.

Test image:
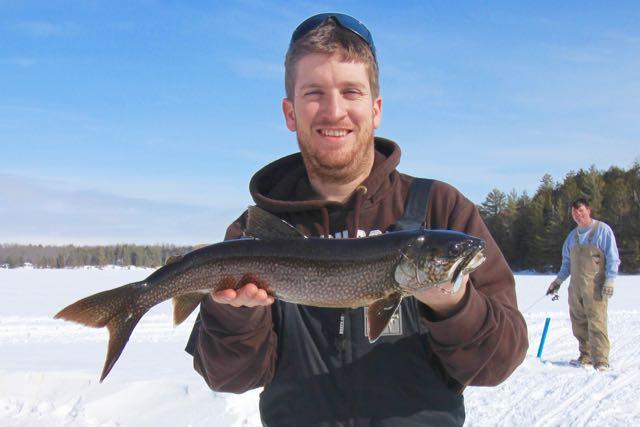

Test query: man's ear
[373,96,382,129]
[282,98,296,131]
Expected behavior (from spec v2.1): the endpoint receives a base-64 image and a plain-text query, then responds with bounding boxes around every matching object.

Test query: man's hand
[602,280,614,299]
[413,274,469,319]
[546,278,562,296]
[212,283,275,307]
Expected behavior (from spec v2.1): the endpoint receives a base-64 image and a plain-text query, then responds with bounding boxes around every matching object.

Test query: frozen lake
[1,268,639,426]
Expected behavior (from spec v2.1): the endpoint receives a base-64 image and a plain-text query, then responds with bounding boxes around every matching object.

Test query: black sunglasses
[290,13,376,59]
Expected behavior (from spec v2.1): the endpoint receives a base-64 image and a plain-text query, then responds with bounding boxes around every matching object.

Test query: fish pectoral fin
[245,205,307,239]
[172,292,206,326]
[367,292,403,343]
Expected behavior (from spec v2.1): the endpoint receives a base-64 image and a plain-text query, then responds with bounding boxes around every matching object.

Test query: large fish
[55,206,486,382]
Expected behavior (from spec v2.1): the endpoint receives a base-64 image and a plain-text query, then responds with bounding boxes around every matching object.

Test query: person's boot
[569,353,592,367]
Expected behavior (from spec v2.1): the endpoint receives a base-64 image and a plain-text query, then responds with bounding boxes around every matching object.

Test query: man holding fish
[189,13,528,427]
[55,12,528,427]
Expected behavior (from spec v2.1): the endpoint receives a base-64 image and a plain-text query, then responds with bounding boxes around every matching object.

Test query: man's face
[282,53,382,184]
[571,204,592,227]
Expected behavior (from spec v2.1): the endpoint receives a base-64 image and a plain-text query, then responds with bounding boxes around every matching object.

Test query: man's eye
[343,91,363,100]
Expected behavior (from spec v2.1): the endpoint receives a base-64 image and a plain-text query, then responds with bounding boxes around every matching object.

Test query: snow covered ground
[1,267,638,426]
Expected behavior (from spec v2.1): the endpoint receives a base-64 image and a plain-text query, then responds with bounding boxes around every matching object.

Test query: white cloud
[0,174,245,245]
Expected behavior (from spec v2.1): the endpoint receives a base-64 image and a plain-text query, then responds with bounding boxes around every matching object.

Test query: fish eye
[414,236,425,246]
[449,242,464,257]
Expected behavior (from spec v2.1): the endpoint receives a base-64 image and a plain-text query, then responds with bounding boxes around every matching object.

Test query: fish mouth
[450,246,487,292]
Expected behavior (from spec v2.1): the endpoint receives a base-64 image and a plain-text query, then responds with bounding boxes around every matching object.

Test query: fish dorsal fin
[164,254,183,265]
[366,292,403,343]
[246,205,307,239]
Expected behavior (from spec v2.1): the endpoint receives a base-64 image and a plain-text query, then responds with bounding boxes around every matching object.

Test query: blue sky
[1,1,639,245]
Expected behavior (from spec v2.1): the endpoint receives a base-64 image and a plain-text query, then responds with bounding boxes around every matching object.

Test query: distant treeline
[0,244,193,269]
[2,163,639,273]
[479,163,640,273]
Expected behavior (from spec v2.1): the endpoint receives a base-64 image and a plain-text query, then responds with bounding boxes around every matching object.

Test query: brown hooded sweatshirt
[190,137,528,425]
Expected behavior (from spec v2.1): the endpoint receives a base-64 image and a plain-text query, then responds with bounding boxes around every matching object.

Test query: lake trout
[54,206,486,382]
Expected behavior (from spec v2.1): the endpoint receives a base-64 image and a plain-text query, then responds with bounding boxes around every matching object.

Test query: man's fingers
[212,283,274,307]
[243,288,274,306]
[239,283,259,299]
[212,288,237,303]
[251,289,274,305]
[546,281,560,296]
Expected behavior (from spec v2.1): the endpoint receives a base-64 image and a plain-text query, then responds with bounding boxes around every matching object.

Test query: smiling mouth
[318,129,351,137]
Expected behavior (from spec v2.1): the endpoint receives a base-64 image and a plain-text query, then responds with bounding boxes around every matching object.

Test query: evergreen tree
[510,192,532,270]
[479,189,511,263]
[480,189,507,217]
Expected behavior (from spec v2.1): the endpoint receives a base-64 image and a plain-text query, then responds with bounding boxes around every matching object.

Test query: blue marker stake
[536,317,551,359]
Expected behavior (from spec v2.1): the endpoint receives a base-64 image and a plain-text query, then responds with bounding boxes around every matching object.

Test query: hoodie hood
[249,137,402,237]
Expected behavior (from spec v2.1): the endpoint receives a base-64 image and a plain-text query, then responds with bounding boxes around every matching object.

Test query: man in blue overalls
[547,197,620,371]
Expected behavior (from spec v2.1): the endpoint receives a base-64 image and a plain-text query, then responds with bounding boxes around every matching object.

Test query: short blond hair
[284,18,379,100]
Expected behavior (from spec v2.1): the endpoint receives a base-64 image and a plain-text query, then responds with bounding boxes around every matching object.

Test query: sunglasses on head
[290,13,376,59]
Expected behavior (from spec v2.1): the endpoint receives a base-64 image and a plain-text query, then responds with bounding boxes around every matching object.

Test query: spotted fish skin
[145,235,409,307]
[54,208,486,382]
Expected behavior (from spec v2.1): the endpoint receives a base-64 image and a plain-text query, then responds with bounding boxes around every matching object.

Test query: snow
[1,267,639,426]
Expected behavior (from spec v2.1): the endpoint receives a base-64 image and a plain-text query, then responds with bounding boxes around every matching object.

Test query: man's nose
[321,91,347,120]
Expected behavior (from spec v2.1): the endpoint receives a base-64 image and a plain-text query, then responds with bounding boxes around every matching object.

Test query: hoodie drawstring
[298,185,369,238]
[349,185,368,238]
[320,207,331,238]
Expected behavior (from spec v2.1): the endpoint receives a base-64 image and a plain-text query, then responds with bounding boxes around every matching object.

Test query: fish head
[394,229,486,293]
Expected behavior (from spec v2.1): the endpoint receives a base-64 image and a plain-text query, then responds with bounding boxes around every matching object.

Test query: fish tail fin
[54,281,148,382]
[101,309,144,382]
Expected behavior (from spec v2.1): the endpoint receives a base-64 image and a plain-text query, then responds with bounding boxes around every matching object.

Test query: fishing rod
[523,293,558,312]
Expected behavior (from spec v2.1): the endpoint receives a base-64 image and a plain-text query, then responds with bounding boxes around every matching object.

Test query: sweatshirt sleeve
[601,223,621,280]
[422,181,529,387]
[191,213,278,393]
[556,233,573,282]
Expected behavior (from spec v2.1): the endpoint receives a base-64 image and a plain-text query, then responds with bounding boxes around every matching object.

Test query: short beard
[298,129,375,185]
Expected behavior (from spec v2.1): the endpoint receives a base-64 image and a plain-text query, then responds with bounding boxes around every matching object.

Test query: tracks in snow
[465,312,640,427]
